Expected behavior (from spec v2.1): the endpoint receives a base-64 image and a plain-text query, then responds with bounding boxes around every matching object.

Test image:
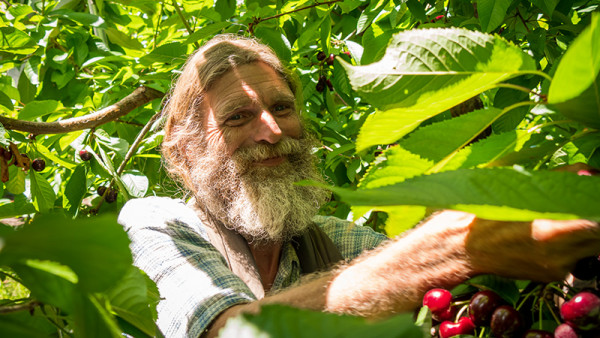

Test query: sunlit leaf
[29,171,57,213]
[477,0,511,32]
[321,168,600,221]
[341,28,536,151]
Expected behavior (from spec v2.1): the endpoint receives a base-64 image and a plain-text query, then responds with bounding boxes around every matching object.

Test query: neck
[248,241,282,292]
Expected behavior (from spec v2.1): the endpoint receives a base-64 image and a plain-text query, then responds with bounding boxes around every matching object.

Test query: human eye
[224,111,251,127]
[271,102,294,116]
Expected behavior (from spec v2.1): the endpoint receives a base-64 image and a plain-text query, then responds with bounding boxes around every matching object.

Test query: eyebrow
[215,91,296,120]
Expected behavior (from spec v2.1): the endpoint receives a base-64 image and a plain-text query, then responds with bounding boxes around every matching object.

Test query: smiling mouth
[255,156,286,166]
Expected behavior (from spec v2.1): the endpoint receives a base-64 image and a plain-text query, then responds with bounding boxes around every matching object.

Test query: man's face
[202,61,302,159]
[188,61,328,244]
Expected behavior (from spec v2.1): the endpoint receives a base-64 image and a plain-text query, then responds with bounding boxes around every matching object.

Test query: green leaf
[6,166,26,195]
[0,214,132,292]
[406,0,427,23]
[29,171,57,213]
[139,42,188,66]
[18,100,62,121]
[0,310,57,337]
[548,13,600,129]
[63,165,87,216]
[254,27,292,64]
[105,27,144,50]
[0,195,35,218]
[465,274,521,306]
[400,108,504,163]
[477,0,511,32]
[12,262,78,312]
[0,91,13,110]
[185,22,230,45]
[72,293,123,338]
[49,9,106,27]
[0,27,37,54]
[220,304,424,338]
[95,129,129,158]
[530,0,559,16]
[341,28,536,151]
[440,129,537,170]
[121,170,149,198]
[107,267,159,337]
[359,147,433,189]
[214,0,236,19]
[322,167,600,221]
[383,205,426,237]
[36,143,77,169]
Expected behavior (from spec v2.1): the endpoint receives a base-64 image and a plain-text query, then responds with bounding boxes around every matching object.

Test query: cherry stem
[544,298,562,324]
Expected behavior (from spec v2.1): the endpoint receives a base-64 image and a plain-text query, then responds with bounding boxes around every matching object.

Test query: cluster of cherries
[79,149,118,203]
[423,256,600,337]
[315,51,335,93]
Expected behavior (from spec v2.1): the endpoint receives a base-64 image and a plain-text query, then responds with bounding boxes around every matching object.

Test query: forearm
[205,211,477,336]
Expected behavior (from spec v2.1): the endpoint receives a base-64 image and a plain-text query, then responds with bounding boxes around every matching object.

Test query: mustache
[232,137,310,166]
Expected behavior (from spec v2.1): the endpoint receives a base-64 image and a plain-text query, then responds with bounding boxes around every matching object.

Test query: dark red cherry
[469,290,503,326]
[572,256,600,281]
[490,305,524,337]
[438,317,475,338]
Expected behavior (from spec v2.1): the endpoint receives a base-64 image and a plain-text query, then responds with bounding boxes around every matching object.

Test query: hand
[465,216,600,282]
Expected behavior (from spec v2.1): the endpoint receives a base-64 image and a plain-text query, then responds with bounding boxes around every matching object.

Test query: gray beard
[190,136,329,245]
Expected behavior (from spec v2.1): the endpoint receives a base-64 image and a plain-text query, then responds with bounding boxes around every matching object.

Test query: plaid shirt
[119,197,388,338]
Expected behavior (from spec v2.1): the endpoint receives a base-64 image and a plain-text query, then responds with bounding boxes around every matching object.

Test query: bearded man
[118,34,600,338]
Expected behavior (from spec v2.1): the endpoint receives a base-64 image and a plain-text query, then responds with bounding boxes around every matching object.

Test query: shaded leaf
[0,310,57,337]
[107,267,159,337]
[6,166,26,195]
[220,304,424,338]
[0,214,132,292]
[548,13,600,129]
[530,0,559,16]
[477,0,512,32]
[121,170,149,198]
[466,274,521,306]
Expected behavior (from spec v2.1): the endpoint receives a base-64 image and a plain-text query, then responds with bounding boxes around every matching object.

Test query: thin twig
[495,83,546,101]
[172,0,199,48]
[515,8,530,33]
[254,0,342,24]
[0,86,164,134]
[90,112,162,213]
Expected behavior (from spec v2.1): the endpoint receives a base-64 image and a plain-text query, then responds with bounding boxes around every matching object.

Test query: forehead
[205,62,295,116]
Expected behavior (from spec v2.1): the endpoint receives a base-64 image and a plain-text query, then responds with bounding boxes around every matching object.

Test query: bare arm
[204,211,600,337]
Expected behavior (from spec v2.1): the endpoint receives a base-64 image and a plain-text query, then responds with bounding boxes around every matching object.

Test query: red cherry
[560,291,600,330]
[326,53,334,66]
[469,290,503,326]
[316,51,326,61]
[433,305,456,322]
[572,256,600,280]
[423,288,453,313]
[439,317,475,338]
[490,305,524,337]
[79,150,92,161]
[554,323,579,338]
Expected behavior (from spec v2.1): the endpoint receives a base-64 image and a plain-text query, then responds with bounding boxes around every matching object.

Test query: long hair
[161,34,300,194]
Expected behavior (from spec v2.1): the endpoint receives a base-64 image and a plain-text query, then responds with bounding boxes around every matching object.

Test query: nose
[253,110,282,144]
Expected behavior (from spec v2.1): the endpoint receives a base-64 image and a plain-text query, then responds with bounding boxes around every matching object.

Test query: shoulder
[118,196,207,239]
[313,215,388,261]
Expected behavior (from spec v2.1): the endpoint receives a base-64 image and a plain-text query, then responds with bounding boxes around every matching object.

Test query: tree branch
[0,300,41,314]
[254,0,343,25]
[0,86,164,135]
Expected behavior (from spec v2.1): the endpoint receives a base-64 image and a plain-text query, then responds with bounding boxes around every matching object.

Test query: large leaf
[341,28,536,151]
[400,107,504,163]
[107,267,160,337]
[0,310,57,337]
[0,214,132,292]
[63,165,87,216]
[548,13,600,129]
[220,304,424,338]
[530,0,559,16]
[321,167,600,221]
[29,171,57,213]
[477,0,512,32]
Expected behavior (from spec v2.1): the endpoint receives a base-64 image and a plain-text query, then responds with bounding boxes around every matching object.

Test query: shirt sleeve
[118,197,256,338]
[314,215,389,261]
